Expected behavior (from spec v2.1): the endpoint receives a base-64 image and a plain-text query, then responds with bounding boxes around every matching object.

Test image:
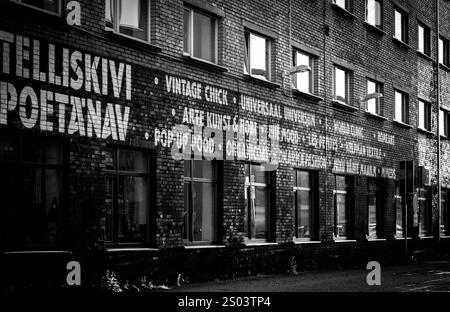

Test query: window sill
[393,120,413,129]
[184,245,226,249]
[366,238,387,242]
[3,250,72,255]
[333,239,357,243]
[419,236,434,239]
[182,55,228,73]
[331,4,357,21]
[364,22,386,35]
[440,135,449,140]
[417,51,434,62]
[293,240,321,245]
[105,29,162,53]
[417,127,434,136]
[439,63,450,72]
[243,74,281,88]
[392,37,412,50]
[292,89,324,102]
[365,111,387,121]
[332,100,358,112]
[394,236,412,240]
[244,241,278,247]
[106,247,159,252]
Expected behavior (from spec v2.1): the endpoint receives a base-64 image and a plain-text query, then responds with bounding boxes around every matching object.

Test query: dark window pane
[368,195,377,239]
[336,193,347,237]
[253,165,267,184]
[105,176,115,241]
[193,160,214,179]
[105,148,115,170]
[297,171,310,188]
[254,187,267,239]
[119,150,147,172]
[336,175,347,191]
[297,190,310,238]
[192,182,214,241]
[183,8,190,53]
[183,183,190,240]
[193,11,215,63]
[22,0,59,13]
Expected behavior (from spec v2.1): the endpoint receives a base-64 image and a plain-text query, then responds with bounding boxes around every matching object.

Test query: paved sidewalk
[167,260,450,292]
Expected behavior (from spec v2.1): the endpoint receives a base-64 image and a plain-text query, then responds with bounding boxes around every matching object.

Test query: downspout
[436,0,441,243]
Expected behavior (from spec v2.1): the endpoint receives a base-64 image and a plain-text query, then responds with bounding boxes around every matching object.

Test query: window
[439,36,449,67]
[418,188,431,237]
[293,170,316,240]
[394,7,408,43]
[394,180,403,238]
[418,100,431,131]
[105,148,150,243]
[394,90,409,124]
[0,134,65,249]
[105,0,150,42]
[10,0,61,15]
[183,160,216,243]
[292,50,314,94]
[440,109,449,137]
[366,79,383,115]
[333,65,351,105]
[334,175,351,240]
[334,0,350,11]
[244,164,270,241]
[367,179,382,239]
[366,0,382,28]
[244,31,271,81]
[441,189,449,236]
[184,6,218,64]
[418,23,431,56]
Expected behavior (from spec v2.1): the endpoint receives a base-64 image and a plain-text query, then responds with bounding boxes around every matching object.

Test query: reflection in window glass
[366,0,381,27]
[292,51,312,93]
[334,66,348,104]
[334,175,350,239]
[245,32,271,80]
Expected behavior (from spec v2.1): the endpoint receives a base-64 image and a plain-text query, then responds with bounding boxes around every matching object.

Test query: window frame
[366,78,383,115]
[365,0,383,28]
[418,99,431,131]
[8,0,62,16]
[367,179,383,239]
[441,189,449,236]
[394,7,408,44]
[104,147,151,245]
[293,170,316,241]
[439,109,450,137]
[105,0,151,43]
[439,36,450,67]
[244,30,272,82]
[394,180,404,238]
[183,6,219,65]
[418,22,431,56]
[333,65,351,105]
[292,49,315,94]
[183,159,217,245]
[333,0,351,11]
[394,89,409,124]
[334,175,352,240]
[418,187,432,237]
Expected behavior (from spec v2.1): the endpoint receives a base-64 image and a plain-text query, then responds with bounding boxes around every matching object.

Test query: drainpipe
[436,0,441,244]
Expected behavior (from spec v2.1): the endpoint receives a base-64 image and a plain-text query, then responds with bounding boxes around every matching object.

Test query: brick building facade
[1,0,450,287]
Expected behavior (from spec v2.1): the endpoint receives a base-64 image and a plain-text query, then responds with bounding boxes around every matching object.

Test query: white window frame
[394,90,409,124]
[292,50,314,94]
[394,7,408,43]
[183,6,218,64]
[334,175,350,240]
[439,36,449,67]
[293,170,315,241]
[366,78,383,115]
[9,0,62,16]
[244,31,272,81]
[333,65,351,105]
[418,100,431,131]
[365,0,382,28]
[105,0,151,43]
[440,109,449,137]
[418,23,430,56]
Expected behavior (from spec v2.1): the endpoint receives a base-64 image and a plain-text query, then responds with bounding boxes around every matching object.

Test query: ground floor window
[367,179,383,239]
[105,148,149,243]
[334,175,352,240]
[395,180,403,238]
[0,133,64,249]
[293,170,316,240]
[244,164,270,241]
[442,189,449,236]
[183,159,216,243]
[418,187,432,237]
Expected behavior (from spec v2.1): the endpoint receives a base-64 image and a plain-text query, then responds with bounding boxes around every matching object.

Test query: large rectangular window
[244,31,272,81]
[439,36,450,67]
[334,175,351,240]
[366,79,383,115]
[292,50,314,94]
[367,179,383,239]
[333,65,351,105]
[183,160,216,243]
[293,170,316,240]
[440,109,449,137]
[0,134,65,249]
[395,180,403,238]
[105,0,150,42]
[418,100,431,131]
[441,189,449,236]
[105,148,150,243]
[10,0,61,15]
[394,90,409,124]
[418,188,431,237]
[366,0,382,28]
[244,164,270,241]
[418,23,431,56]
[184,6,218,64]
[394,7,408,43]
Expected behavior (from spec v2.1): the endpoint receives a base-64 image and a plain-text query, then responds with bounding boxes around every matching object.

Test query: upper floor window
[439,36,449,67]
[394,7,408,43]
[333,65,351,105]
[333,0,351,11]
[105,0,150,42]
[244,164,271,241]
[418,100,431,131]
[292,50,314,94]
[293,170,316,241]
[394,90,409,124]
[184,6,218,64]
[11,0,61,15]
[244,31,271,81]
[366,79,383,115]
[183,160,216,243]
[366,0,382,28]
[440,109,449,137]
[418,23,431,56]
